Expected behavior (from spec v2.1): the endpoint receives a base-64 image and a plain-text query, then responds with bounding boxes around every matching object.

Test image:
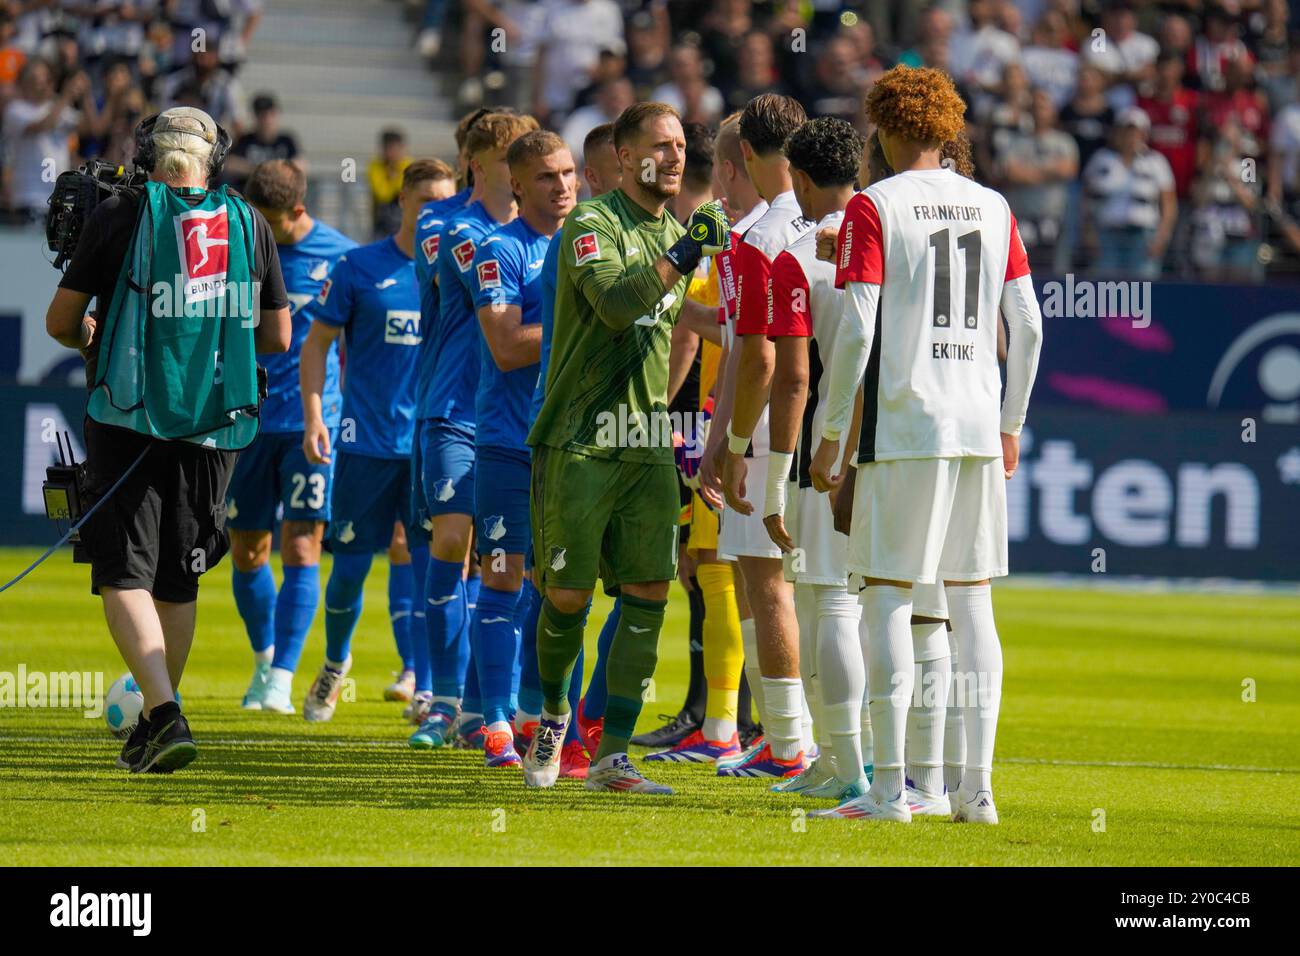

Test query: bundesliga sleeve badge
[573,232,600,266]
[421,234,440,265]
[476,259,501,289]
[452,238,476,272]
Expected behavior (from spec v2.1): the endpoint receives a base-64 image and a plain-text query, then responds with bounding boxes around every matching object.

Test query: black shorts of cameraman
[77,419,237,603]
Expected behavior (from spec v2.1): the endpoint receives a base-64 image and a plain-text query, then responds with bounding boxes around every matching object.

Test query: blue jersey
[470,217,550,453]
[426,200,506,425]
[314,236,421,459]
[414,188,472,420]
[527,233,562,427]
[259,221,356,433]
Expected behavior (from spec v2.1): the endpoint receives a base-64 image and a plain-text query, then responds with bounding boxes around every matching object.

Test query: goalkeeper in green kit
[523,102,729,792]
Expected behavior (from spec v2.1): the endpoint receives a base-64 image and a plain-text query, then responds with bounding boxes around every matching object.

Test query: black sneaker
[739,722,764,751]
[115,716,150,770]
[629,711,700,749]
[130,703,197,774]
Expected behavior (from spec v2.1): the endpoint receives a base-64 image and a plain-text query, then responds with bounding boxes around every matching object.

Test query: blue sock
[388,559,415,671]
[426,557,466,697]
[517,579,542,715]
[272,564,319,673]
[582,597,620,720]
[408,545,431,692]
[461,574,482,710]
[324,551,373,664]
[472,585,522,726]
[232,564,276,654]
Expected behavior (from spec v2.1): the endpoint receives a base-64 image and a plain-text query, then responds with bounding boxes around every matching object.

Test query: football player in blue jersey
[404,110,488,732]
[409,112,538,748]
[226,160,357,715]
[298,158,456,722]
[467,129,577,769]
[514,123,624,772]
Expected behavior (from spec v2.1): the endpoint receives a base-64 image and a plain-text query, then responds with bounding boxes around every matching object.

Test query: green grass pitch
[1,547,1297,866]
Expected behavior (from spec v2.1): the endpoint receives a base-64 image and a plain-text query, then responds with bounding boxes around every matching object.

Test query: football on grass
[104,674,143,738]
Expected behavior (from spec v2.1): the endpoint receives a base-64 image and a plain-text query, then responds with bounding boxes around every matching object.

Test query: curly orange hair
[865,66,966,146]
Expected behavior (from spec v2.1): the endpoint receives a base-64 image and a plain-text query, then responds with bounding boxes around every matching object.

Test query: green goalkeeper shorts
[531,445,680,594]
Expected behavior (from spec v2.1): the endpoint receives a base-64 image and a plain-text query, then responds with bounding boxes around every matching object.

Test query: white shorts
[848,456,1008,585]
[719,455,782,561]
[848,575,949,619]
[783,484,848,586]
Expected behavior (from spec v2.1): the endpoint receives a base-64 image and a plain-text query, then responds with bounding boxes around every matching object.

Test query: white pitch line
[0,735,1297,775]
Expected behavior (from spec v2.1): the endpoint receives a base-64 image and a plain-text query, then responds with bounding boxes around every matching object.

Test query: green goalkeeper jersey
[527,187,689,465]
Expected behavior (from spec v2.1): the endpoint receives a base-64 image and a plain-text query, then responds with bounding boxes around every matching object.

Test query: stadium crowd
[4,0,1300,279]
[426,0,1300,280]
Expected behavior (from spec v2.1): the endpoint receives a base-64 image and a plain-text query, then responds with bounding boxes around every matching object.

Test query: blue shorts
[328,451,416,553]
[419,417,476,519]
[226,430,334,530]
[474,445,531,558]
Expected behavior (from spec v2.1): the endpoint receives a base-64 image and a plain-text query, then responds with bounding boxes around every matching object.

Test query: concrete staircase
[239,0,458,236]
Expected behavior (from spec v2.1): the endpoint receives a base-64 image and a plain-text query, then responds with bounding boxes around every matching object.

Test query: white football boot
[303,657,352,722]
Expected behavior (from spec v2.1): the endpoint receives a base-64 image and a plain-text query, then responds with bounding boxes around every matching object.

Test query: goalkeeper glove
[665,200,729,275]
[674,395,714,490]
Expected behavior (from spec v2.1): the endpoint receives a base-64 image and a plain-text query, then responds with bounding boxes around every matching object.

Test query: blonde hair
[153,128,214,184]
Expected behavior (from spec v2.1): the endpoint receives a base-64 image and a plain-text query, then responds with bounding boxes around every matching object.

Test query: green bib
[88,182,260,450]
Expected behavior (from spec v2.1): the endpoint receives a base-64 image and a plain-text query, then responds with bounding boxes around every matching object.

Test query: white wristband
[765,451,793,519]
[726,421,750,455]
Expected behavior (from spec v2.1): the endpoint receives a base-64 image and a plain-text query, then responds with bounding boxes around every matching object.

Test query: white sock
[325,657,347,671]
[815,585,866,784]
[862,585,913,801]
[906,619,949,796]
[254,647,274,665]
[860,692,874,769]
[268,666,293,694]
[947,584,1001,796]
[515,710,540,734]
[793,585,823,755]
[702,716,736,742]
[943,628,965,793]
[740,617,766,725]
[760,676,804,760]
[487,719,511,735]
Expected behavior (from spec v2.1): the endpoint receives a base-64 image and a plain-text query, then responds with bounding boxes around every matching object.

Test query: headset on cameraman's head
[132,109,233,180]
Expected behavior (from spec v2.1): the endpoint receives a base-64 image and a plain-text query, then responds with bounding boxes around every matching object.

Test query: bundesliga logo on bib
[174,206,230,305]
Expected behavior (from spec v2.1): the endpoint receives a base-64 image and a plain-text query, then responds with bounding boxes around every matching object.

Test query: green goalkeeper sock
[537,598,586,715]
[596,592,667,761]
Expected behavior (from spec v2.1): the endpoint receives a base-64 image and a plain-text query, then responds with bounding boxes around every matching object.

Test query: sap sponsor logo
[50,885,151,936]
[1007,429,1261,550]
[384,310,421,346]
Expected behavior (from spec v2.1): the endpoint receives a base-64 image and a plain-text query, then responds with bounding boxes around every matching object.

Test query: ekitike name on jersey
[933,341,976,361]
[912,204,984,222]
[50,886,151,936]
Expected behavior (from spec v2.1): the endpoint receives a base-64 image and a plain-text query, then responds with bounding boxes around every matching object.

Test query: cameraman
[44,107,291,774]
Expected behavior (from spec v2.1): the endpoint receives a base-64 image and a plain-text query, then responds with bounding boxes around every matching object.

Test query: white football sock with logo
[906,619,949,796]
[947,584,1001,796]
[862,585,913,801]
